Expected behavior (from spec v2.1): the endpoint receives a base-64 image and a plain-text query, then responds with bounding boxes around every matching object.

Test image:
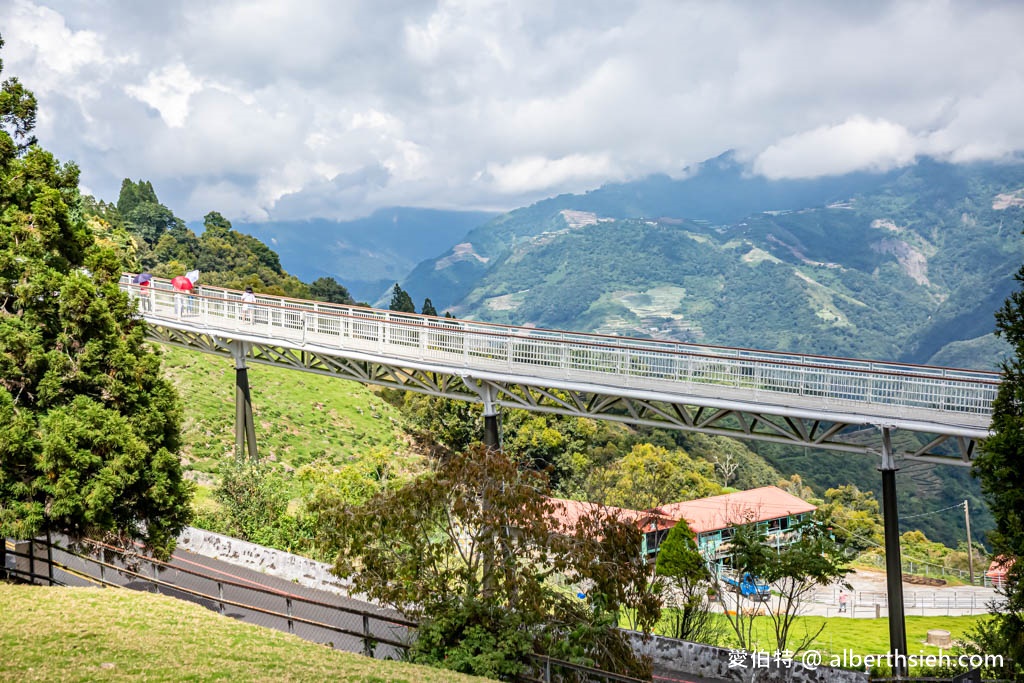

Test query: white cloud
[486,154,616,194]
[125,63,203,128]
[754,117,920,179]
[1,0,1023,220]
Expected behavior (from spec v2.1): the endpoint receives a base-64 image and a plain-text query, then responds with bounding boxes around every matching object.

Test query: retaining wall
[176,526,354,596]
[625,631,869,683]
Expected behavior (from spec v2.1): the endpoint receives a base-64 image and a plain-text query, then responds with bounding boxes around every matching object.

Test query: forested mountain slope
[404,156,1024,370]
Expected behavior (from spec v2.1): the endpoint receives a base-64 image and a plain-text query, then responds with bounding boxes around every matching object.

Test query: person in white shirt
[241,286,256,323]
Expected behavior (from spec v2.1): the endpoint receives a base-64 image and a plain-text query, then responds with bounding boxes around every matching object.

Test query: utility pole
[964,499,975,585]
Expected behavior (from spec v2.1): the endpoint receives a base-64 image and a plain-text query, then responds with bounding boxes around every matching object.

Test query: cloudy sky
[3,0,1023,222]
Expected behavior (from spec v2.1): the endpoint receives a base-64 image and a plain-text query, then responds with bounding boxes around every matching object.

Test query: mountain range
[400,154,1024,370]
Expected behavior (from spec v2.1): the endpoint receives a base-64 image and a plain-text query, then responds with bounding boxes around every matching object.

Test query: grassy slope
[0,584,488,682]
[156,345,424,496]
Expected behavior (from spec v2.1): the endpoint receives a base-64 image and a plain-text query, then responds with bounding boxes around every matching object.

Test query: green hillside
[157,345,424,496]
[0,584,487,683]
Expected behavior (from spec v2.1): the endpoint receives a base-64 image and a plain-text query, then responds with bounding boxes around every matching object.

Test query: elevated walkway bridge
[120,275,997,466]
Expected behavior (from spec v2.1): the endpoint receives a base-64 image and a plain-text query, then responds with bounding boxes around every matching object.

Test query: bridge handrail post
[419,315,427,359]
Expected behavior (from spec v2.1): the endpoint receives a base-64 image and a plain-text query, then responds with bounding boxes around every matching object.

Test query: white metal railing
[119,275,1000,425]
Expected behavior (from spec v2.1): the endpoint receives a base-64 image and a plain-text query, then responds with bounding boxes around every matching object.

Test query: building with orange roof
[546,486,816,563]
[650,486,817,563]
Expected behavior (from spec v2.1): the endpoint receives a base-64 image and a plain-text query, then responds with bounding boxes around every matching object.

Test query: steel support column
[232,341,259,460]
[879,427,908,676]
[462,377,502,452]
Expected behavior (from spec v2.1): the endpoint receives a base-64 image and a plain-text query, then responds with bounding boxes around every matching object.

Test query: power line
[898,501,965,522]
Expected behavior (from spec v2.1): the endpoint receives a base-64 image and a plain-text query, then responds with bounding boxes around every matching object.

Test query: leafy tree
[320,445,658,679]
[389,283,415,313]
[0,51,192,556]
[399,393,483,456]
[421,297,438,316]
[586,443,722,510]
[0,38,37,152]
[196,458,305,551]
[972,250,1024,672]
[724,520,850,654]
[655,523,722,644]
[309,276,355,305]
[124,194,183,246]
[815,484,883,551]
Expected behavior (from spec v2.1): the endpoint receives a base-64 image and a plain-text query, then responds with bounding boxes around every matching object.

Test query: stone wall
[625,631,869,683]
[176,526,355,596]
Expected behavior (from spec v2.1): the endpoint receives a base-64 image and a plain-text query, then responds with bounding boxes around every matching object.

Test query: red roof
[986,556,1014,579]
[545,497,677,534]
[651,486,817,535]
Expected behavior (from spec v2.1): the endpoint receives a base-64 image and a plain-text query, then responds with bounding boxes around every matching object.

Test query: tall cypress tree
[0,37,192,556]
[389,283,415,313]
[973,247,1024,669]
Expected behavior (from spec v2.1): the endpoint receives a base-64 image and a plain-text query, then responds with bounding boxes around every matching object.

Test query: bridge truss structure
[122,276,998,466]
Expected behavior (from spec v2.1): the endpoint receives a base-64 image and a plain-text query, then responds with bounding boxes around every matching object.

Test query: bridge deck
[121,275,997,447]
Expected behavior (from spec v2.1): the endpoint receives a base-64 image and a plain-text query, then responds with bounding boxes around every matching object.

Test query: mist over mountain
[231,207,497,302]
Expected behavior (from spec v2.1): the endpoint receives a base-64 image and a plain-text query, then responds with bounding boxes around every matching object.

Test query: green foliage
[0,57,191,557]
[309,276,355,304]
[197,458,307,550]
[322,445,657,678]
[815,484,883,551]
[971,248,1024,670]
[421,297,438,316]
[389,283,415,313]
[655,524,721,643]
[0,37,37,154]
[657,523,709,582]
[586,442,722,510]
[117,178,158,216]
[408,598,532,679]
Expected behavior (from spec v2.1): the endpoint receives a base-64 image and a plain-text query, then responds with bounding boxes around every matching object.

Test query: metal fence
[119,275,999,427]
[3,535,413,659]
[808,585,1001,617]
[4,535,651,682]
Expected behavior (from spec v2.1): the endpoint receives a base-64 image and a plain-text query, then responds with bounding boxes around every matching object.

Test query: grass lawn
[652,609,986,657]
[0,583,489,682]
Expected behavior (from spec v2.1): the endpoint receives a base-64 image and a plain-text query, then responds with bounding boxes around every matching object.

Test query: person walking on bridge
[241,286,256,323]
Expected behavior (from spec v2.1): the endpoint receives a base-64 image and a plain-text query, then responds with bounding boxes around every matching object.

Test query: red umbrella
[171,276,194,291]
